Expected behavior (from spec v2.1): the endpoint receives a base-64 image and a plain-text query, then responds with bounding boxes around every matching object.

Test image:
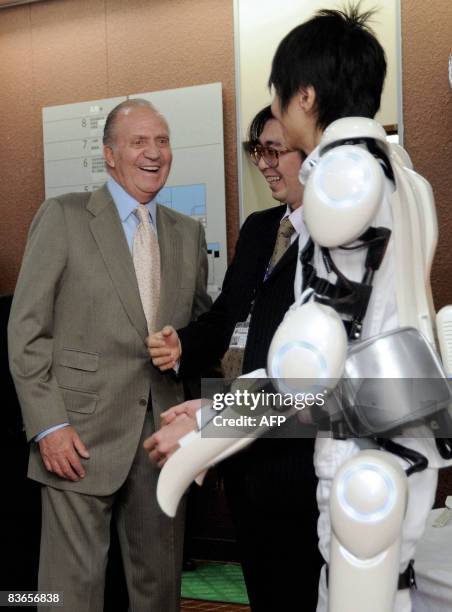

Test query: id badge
[228,314,251,350]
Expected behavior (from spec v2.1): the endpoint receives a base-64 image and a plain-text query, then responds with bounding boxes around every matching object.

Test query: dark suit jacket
[178,204,320,611]
[178,204,298,375]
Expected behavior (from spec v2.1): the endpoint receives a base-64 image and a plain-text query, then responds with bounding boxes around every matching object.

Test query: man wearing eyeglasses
[148,105,306,377]
[146,106,322,611]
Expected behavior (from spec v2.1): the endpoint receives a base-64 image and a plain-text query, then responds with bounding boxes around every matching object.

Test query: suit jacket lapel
[155,204,183,329]
[87,185,148,340]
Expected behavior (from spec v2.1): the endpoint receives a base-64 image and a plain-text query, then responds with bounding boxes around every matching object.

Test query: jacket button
[139,398,147,407]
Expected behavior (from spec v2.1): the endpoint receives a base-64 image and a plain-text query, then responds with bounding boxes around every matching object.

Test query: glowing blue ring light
[336,463,397,523]
[313,149,373,208]
[303,144,384,248]
[270,340,327,379]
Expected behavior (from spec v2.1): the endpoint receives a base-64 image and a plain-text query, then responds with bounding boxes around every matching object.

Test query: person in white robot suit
[281,134,438,612]
[145,6,452,612]
[268,7,450,612]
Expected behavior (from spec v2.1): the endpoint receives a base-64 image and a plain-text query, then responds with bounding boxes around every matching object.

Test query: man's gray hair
[103,98,166,147]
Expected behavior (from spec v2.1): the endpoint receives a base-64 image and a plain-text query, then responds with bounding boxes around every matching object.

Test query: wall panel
[0,6,35,291]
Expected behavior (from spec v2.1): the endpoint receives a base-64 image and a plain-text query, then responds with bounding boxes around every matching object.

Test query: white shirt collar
[107,176,157,225]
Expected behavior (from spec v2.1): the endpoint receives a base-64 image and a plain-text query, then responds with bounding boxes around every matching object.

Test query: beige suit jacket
[8,185,211,495]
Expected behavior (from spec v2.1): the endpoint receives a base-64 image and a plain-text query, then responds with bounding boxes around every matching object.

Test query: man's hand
[143,412,198,467]
[146,325,181,371]
[38,426,90,481]
[160,398,202,427]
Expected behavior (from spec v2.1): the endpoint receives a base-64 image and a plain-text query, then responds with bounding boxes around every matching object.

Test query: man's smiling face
[104,106,172,203]
[256,118,303,209]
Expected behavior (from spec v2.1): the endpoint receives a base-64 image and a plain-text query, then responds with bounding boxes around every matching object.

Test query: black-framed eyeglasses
[248,144,295,168]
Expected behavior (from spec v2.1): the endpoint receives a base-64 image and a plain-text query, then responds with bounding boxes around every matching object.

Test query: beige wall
[402,0,452,311]
[0,0,238,294]
[401,0,452,505]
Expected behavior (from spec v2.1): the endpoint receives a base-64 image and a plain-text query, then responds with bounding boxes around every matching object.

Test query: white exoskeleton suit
[157,118,452,612]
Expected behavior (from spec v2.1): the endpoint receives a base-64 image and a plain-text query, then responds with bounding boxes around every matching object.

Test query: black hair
[247,105,274,144]
[268,2,387,129]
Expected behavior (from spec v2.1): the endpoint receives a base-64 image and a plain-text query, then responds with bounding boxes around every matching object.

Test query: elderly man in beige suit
[8,98,211,612]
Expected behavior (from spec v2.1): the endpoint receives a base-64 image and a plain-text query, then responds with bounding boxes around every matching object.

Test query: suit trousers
[221,437,322,612]
[38,412,184,612]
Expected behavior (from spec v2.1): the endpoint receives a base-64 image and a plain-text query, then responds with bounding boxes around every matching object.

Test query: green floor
[181,562,249,605]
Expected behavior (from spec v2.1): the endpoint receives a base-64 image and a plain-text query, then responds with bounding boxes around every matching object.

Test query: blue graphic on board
[157,183,222,296]
[207,242,220,257]
[158,184,206,225]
